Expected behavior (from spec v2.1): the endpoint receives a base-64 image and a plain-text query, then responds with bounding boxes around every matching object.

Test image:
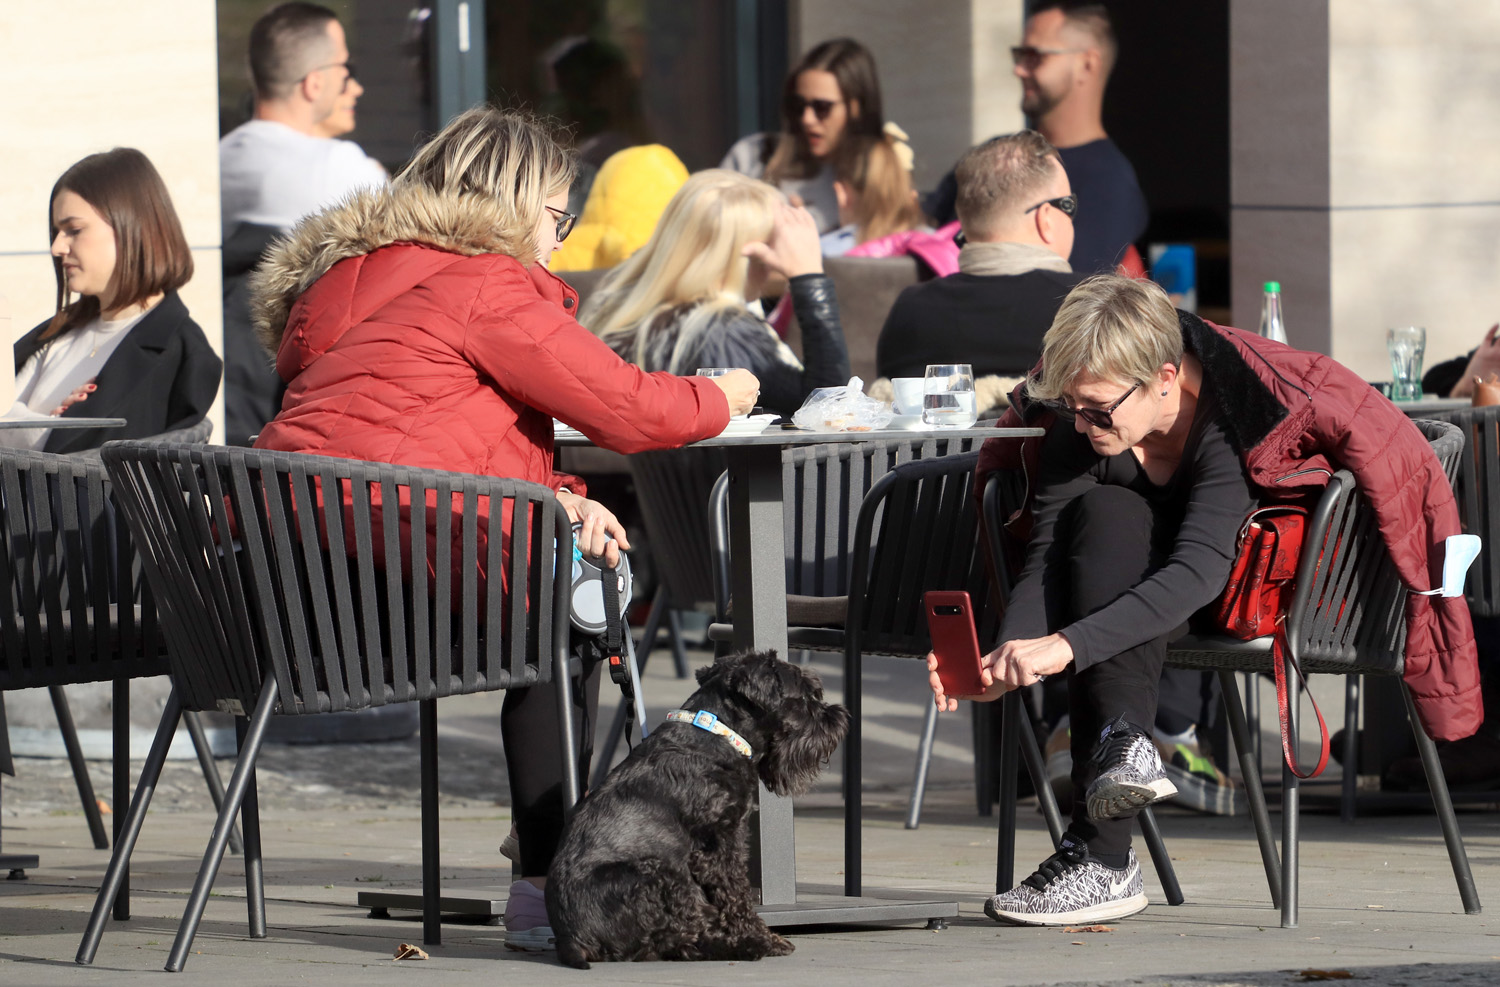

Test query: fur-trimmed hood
[249,183,536,355]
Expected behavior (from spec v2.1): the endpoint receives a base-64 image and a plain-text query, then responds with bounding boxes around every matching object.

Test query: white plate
[718,414,778,437]
[887,414,930,430]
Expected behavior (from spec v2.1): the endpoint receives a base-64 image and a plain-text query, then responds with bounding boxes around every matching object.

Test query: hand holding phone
[925,590,987,699]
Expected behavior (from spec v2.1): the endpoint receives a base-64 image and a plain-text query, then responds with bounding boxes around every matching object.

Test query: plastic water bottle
[1259,281,1288,344]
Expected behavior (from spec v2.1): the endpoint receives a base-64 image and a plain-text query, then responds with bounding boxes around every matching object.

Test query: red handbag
[1213,506,1329,779]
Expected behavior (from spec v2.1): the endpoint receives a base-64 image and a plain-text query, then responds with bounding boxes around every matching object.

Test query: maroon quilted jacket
[977,312,1481,742]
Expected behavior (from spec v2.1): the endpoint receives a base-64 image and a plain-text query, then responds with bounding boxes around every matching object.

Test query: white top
[219,119,387,234]
[1,309,146,450]
[720,133,840,234]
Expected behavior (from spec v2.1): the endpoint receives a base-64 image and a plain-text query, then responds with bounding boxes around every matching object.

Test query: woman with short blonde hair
[584,169,849,415]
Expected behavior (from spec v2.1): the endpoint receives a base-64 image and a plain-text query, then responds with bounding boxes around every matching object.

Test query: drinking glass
[695,367,734,378]
[922,364,977,428]
[1387,327,1426,402]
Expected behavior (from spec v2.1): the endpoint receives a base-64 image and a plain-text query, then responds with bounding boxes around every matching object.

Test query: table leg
[727,447,798,906]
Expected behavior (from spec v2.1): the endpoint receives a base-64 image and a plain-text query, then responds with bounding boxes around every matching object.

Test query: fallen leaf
[96,799,113,815]
[1295,971,1353,982]
[1063,925,1115,933]
[1070,941,1085,946]
[393,943,429,962]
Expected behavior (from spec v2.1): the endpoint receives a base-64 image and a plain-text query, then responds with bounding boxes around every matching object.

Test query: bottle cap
[1264,281,1281,293]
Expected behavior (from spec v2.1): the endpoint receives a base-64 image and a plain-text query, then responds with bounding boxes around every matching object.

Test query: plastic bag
[791,377,894,432]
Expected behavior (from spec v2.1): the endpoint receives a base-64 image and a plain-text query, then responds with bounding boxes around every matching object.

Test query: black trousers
[1058,485,1176,858]
[501,651,602,876]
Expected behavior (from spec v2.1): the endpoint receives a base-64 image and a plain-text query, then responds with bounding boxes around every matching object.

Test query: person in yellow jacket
[551,144,689,271]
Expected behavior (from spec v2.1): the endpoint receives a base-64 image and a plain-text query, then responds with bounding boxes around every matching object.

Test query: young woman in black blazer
[8,147,220,454]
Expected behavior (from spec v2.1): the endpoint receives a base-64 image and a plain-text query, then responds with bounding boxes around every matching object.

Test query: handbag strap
[1271,624,1329,779]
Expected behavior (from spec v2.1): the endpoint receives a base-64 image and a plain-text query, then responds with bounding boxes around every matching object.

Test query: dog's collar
[665,709,753,758]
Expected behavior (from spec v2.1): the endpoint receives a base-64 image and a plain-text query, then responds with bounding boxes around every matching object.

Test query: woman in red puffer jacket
[250,107,759,950]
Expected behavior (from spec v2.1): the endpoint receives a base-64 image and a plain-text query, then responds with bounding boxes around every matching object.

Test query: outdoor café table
[1392,395,1468,416]
[0,416,125,878]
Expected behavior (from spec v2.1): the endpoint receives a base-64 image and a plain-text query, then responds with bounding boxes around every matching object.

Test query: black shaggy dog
[546,650,848,968]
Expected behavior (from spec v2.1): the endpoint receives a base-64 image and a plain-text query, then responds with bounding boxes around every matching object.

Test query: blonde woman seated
[584,170,849,416]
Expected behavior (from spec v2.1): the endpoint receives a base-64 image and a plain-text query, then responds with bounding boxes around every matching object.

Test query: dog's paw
[764,932,794,957]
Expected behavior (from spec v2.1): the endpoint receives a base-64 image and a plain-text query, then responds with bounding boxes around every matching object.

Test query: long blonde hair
[836,135,925,244]
[395,106,575,263]
[583,170,780,371]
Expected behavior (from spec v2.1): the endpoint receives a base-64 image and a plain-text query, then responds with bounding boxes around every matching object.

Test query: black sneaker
[984,835,1148,926]
[1084,715,1177,820]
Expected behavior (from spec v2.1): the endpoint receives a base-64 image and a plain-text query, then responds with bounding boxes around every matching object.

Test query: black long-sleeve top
[1001,382,1258,669]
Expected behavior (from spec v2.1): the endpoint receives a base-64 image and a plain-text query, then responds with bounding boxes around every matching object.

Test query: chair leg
[1136,808,1183,905]
[111,680,130,920]
[164,679,279,973]
[665,607,691,679]
[1341,676,1360,824]
[1402,686,1481,914]
[234,718,265,940]
[1016,705,1065,847]
[843,643,863,898]
[1281,666,1301,929]
[1216,669,1281,908]
[592,589,665,791]
[1243,671,1262,774]
[994,690,1021,894]
[904,701,939,830]
[973,702,996,816]
[420,699,441,946]
[49,685,108,850]
[182,710,243,855]
[76,690,184,965]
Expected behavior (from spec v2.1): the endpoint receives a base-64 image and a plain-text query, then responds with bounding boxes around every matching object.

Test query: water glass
[695,367,734,378]
[1387,327,1426,402]
[922,364,977,428]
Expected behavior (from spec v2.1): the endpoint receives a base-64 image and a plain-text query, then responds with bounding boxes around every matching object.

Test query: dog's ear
[758,698,850,797]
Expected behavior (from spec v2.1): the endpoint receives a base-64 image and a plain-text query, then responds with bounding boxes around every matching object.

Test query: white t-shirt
[1,309,146,450]
[219,119,387,234]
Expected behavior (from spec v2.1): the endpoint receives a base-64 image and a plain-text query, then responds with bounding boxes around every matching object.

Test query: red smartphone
[925,590,987,697]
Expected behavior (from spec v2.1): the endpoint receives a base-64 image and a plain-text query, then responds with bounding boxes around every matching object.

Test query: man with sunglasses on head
[927,2,1146,275]
[219,2,387,447]
[876,131,1086,413]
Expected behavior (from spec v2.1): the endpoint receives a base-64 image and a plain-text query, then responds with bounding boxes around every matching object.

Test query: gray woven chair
[984,418,1479,928]
[0,420,226,899]
[81,442,579,972]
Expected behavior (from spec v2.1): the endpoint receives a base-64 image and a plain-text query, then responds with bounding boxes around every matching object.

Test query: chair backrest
[100,442,572,717]
[0,446,166,690]
[845,450,995,658]
[818,255,922,384]
[627,446,728,613]
[1414,406,1500,616]
[708,436,980,618]
[980,418,1466,676]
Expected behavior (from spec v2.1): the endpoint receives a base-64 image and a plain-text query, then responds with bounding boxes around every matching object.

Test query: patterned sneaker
[502,880,555,951]
[1084,715,1177,820]
[984,835,1148,926]
[1155,724,1247,816]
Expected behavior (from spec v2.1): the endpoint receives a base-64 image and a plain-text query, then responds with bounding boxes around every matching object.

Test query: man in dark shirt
[926,1,1147,274]
[876,130,1086,405]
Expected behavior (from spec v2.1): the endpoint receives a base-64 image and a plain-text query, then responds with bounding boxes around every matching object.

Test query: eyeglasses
[1010,45,1086,68]
[1053,381,1140,430]
[545,205,577,242]
[306,60,357,94]
[785,95,841,122]
[1024,193,1078,218]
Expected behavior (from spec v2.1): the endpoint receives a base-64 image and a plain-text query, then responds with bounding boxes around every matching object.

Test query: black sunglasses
[545,205,577,243]
[1024,193,1078,218]
[306,60,357,94]
[1053,381,1140,430]
[1010,45,1086,69]
[785,95,840,122]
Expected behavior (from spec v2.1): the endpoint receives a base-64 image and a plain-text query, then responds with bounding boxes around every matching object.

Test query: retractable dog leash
[571,523,648,744]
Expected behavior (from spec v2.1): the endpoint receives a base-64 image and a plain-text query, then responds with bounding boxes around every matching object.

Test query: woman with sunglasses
[251,107,758,951]
[932,273,1478,928]
[583,169,849,417]
[720,37,887,234]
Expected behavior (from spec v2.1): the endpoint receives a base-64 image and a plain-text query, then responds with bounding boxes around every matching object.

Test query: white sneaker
[985,835,1148,926]
[502,880,555,951]
[1084,715,1177,820]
